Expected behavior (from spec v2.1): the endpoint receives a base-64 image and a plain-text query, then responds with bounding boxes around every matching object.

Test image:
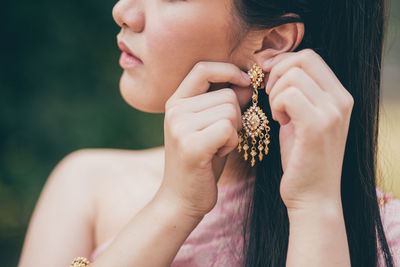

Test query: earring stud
[237,63,271,167]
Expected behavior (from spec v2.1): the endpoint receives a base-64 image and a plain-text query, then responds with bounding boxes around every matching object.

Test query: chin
[119,72,165,114]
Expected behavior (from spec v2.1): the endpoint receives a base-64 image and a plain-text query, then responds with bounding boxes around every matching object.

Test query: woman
[18,0,399,266]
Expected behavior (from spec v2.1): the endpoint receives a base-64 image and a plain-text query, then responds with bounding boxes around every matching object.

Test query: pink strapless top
[376,188,400,266]
[90,175,255,266]
[89,177,400,266]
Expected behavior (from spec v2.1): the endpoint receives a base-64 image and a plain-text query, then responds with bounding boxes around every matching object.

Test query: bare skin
[17,147,252,266]
[90,145,251,248]
[19,0,352,266]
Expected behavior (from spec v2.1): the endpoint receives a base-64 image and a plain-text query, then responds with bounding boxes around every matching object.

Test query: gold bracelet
[71,256,92,267]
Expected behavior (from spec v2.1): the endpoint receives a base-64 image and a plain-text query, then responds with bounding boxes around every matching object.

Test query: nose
[112,0,145,32]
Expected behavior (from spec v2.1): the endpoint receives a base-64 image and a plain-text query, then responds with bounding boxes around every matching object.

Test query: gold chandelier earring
[237,63,271,167]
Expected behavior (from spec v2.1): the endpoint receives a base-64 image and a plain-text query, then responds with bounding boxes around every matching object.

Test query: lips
[117,40,143,63]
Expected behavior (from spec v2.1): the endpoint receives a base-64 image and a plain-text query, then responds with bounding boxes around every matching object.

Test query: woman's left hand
[261,48,354,213]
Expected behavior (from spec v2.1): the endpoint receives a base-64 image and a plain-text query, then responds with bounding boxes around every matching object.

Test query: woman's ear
[253,19,304,64]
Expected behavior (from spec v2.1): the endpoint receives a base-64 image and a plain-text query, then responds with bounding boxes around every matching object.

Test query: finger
[263,50,348,104]
[190,103,242,131]
[268,67,330,108]
[169,62,251,102]
[173,88,241,113]
[216,126,240,157]
[193,119,238,158]
[270,86,317,126]
[262,52,294,72]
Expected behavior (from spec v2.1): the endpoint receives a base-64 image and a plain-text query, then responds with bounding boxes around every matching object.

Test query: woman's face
[112,0,260,113]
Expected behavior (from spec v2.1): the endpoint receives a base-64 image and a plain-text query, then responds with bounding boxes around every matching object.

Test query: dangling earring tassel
[237,63,271,167]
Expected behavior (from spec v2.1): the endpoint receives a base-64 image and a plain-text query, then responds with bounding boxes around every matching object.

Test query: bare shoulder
[59,146,165,183]
[18,146,165,266]
[62,146,166,217]
[64,147,166,247]
[69,146,165,193]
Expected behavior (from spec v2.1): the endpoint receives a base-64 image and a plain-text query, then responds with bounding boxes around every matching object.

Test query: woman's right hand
[157,61,252,220]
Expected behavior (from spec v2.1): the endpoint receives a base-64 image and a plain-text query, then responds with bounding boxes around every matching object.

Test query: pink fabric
[89,180,400,266]
[90,175,255,265]
[377,188,400,266]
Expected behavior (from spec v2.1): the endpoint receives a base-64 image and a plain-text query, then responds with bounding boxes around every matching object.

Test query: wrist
[151,187,205,227]
[286,200,350,266]
[287,199,344,223]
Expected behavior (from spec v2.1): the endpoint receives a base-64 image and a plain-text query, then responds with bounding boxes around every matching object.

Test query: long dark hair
[231,0,394,266]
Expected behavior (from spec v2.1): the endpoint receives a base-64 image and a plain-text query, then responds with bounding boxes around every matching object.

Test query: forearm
[286,203,351,267]
[92,191,203,267]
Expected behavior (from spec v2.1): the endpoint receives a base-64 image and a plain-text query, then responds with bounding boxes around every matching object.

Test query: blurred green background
[1,1,399,266]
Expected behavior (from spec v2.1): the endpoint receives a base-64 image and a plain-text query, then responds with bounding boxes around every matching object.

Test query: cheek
[145,11,232,96]
[148,13,231,62]
[122,2,234,113]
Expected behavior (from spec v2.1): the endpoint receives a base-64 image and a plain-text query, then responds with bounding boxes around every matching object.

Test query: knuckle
[168,124,179,140]
[165,97,183,111]
[164,106,177,122]
[165,98,174,110]
[301,48,316,58]
[222,103,237,118]
[270,90,281,109]
[226,68,237,81]
[299,49,322,64]
[286,67,303,82]
[345,92,354,108]
[232,128,240,147]
[269,66,278,80]
[169,119,185,141]
[338,90,354,113]
[229,107,240,128]
[270,91,285,112]
[286,86,299,98]
[193,61,207,75]
[218,119,233,133]
[273,64,287,80]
